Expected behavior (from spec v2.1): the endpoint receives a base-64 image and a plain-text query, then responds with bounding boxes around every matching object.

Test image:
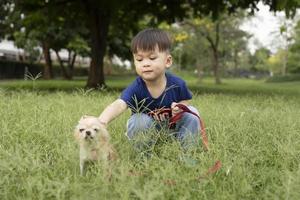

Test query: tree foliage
[3,0,300,86]
[288,20,300,73]
[251,47,271,71]
[168,10,250,83]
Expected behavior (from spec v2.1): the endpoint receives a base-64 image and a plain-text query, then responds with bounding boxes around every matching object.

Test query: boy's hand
[171,102,182,116]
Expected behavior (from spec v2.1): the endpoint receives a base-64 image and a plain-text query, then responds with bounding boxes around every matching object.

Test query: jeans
[126,106,201,149]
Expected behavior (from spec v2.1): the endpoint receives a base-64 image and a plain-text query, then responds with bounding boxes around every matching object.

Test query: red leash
[149,104,221,176]
[169,104,209,150]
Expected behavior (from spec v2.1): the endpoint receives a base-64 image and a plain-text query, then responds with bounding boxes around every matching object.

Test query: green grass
[0,77,300,199]
[0,74,299,96]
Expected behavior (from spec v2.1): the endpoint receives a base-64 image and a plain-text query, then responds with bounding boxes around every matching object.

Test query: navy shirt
[121,73,192,114]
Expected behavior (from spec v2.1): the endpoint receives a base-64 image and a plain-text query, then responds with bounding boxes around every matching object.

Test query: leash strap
[148,105,221,176]
[168,104,221,176]
[169,104,209,150]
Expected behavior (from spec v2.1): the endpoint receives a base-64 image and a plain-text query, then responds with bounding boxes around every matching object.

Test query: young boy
[98,28,201,148]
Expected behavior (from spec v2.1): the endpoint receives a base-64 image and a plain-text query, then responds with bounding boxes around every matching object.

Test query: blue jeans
[126,106,201,149]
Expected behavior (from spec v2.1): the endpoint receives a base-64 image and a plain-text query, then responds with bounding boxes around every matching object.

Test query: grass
[0,76,300,199]
[1,74,299,96]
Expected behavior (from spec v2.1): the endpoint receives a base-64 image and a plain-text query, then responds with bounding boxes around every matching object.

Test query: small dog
[74,115,117,175]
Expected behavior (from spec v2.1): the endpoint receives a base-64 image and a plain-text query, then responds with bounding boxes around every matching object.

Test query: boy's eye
[150,57,157,60]
[135,57,143,62]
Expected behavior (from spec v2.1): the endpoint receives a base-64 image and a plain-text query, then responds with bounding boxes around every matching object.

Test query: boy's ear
[166,55,172,68]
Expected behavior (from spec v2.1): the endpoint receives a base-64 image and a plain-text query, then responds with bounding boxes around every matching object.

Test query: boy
[98,28,201,148]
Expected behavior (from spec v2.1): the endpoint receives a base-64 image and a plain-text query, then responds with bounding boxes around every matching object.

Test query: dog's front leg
[80,159,85,175]
[79,147,87,175]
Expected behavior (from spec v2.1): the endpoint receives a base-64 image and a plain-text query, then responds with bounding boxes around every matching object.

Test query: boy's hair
[131,28,171,54]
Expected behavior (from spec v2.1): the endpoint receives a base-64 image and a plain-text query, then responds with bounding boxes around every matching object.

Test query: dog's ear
[81,115,89,119]
[79,115,91,122]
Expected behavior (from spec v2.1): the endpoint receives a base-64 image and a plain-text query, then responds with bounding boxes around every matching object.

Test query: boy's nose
[142,59,151,67]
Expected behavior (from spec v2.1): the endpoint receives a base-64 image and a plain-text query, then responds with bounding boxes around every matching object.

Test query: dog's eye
[79,128,85,132]
[94,128,99,132]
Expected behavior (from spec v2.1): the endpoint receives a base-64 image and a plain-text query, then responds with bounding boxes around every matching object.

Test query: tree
[178,10,249,83]
[53,36,90,80]
[12,0,58,79]
[49,19,89,80]
[13,31,40,63]
[10,0,91,80]
[8,0,300,87]
[269,15,297,76]
[0,1,11,40]
[77,0,189,88]
[287,19,300,73]
[251,47,271,72]
[14,0,187,87]
[221,14,250,76]
[267,49,286,75]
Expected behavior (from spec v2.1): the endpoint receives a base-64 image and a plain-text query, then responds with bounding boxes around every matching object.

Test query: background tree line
[0,0,300,88]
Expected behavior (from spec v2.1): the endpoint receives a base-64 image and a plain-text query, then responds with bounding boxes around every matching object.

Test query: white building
[0,40,24,61]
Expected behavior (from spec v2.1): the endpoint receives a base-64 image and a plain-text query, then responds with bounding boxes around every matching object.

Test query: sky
[240,2,299,53]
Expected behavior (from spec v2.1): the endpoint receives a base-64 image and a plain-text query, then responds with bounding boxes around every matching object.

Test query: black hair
[131,28,171,54]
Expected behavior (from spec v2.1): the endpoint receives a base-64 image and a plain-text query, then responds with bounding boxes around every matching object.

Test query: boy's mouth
[143,70,153,73]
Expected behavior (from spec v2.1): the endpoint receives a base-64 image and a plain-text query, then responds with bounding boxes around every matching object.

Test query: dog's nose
[86,131,91,136]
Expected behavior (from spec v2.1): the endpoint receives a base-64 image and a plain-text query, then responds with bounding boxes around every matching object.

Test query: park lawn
[0,78,300,199]
[0,74,300,96]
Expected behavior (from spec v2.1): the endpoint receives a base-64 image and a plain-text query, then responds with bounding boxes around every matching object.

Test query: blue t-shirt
[120,73,192,114]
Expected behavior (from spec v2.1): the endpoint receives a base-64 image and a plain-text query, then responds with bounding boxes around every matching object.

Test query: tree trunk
[282,49,287,76]
[55,50,70,80]
[68,52,76,80]
[196,59,203,82]
[233,49,238,77]
[205,21,221,84]
[212,48,221,84]
[41,41,53,79]
[84,3,110,89]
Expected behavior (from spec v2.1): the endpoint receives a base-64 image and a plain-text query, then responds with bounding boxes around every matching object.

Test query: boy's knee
[126,113,154,139]
[179,108,201,131]
[176,106,201,146]
[182,113,200,125]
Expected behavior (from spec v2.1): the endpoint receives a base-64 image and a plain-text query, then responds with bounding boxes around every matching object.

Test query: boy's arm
[98,99,128,126]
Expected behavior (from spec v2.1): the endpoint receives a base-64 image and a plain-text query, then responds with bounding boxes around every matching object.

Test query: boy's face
[133,45,172,82]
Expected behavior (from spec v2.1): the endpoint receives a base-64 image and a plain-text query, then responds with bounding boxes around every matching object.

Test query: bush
[266,74,300,83]
[0,60,43,79]
[0,60,89,79]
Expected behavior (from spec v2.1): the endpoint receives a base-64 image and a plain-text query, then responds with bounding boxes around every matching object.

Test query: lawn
[1,74,299,96]
[0,76,300,199]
